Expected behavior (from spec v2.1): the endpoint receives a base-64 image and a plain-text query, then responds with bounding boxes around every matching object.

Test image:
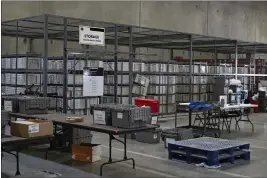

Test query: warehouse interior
[1,1,267,178]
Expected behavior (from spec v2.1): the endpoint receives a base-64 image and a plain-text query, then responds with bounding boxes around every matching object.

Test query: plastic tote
[134,98,160,114]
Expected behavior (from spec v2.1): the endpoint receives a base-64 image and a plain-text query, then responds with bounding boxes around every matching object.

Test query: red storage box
[134,98,160,114]
[249,97,259,113]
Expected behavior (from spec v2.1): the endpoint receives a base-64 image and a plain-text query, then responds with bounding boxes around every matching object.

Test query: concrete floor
[3,113,267,178]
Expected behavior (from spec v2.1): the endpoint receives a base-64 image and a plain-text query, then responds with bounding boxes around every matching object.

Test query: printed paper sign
[93,110,106,125]
[28,124,40,133]
[4,100,12,112]
[79,25,105,46]
[153,134,158,139]
[117,113,123,119]
[151,116,158,125]
[83,67,104,96]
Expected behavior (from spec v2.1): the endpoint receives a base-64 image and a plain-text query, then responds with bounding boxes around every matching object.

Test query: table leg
[15,151,20,176]
[236,113,254,132]
[100,134,135,176]
[45,138,53,160]
[189,109,192,127]
[2,148,21,176]
[203,111,207,136]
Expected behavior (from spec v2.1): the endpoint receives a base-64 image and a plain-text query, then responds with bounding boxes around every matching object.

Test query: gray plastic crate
[73,128,93,144]
[112,105,151,128]
[18,96,49,114]
[162,128,193,148]
[2,95,24,112]
[119,133,136,139]
[136,128,161,144]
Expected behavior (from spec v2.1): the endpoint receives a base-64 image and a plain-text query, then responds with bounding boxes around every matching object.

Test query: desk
[220,104,258,132]
[1,135,53,176]
[9,112,157,176]
[177,103,220,137]
[221,104,258,110]
[177,103,258,133]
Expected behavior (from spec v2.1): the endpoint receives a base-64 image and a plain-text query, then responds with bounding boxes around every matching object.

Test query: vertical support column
[84,48,89,115]
[43,15,48,97]
[188,35,193,127]
[214,40,217,74]
[235,41,238,79]
[128,27,133,104]
[72,56,76,114]
[63,17,68,113]
[25,54,28,87]
[189,35,193,102]
[248,53,252,90]
[29,38,34,53]
[253,45,256,92]
[15,21,19,94]
[114,24,118,104]
[167,50,172,113]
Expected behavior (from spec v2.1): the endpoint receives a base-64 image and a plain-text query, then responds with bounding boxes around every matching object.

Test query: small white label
[93,110,106,125]
[153,134,158,139]
[151,116,158,125]
[165,138,175,148]
[28,124,39,133]
[141,80,145,85]
[117,113,123,119]
[4,100,12,112]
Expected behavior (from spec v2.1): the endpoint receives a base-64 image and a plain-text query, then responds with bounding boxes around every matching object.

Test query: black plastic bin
[18,96,49,114]
[136,128,161,144]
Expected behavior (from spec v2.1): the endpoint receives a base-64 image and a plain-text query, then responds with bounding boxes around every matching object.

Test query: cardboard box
[72,143,101,163]
[11,119,53,138]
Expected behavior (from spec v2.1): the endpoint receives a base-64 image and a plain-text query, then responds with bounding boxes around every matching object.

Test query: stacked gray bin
[112,105,151,128]
[1,110,10,135]
[72,128,93,144]
[135,113,161,144]
[135,128,161,144]
[90,103,116,126]
[162,128,194,148]
[18,96,49,114]
[2,95,23,112]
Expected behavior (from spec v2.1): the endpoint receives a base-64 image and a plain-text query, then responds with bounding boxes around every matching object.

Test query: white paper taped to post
[83,67,104,96]
[79,25,105,46]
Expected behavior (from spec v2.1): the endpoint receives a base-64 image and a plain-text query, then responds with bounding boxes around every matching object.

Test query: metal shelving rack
[2,14,267,117]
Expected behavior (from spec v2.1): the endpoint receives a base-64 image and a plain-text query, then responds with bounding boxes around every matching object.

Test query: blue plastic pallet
[168,137,250,166]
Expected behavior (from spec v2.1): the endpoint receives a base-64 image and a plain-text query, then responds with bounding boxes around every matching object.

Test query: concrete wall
[2,1,267,59]
[2,1,267,43]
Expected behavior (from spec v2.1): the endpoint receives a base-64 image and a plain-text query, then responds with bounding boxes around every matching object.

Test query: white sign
[79,25,105,46]
[93,110,106,125]
[117,113,123,119]
[4,100,12,112]
[151,116,158,125]
[83,67,104,96]
[153,134,158,139]
[28,124,40,133]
